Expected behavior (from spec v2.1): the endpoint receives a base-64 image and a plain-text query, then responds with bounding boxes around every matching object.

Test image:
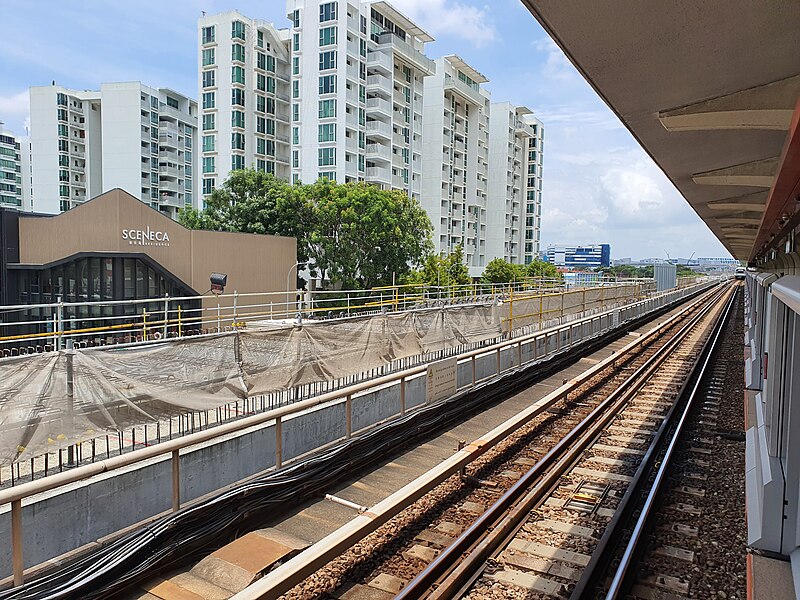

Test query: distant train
[734,266,746,280]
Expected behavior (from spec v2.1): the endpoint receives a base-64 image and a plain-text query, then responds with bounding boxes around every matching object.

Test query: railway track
[234,283,733,600]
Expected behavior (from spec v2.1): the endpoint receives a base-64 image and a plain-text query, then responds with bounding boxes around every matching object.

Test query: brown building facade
[0,189,296,340]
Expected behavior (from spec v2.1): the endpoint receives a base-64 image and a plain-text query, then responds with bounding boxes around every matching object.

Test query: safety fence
[0,277,657,355]
[0,278,719,586]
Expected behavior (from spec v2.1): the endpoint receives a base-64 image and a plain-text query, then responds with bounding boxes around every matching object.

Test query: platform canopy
[523,1,800,262]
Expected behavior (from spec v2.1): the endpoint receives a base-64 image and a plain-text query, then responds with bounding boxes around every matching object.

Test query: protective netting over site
[0,283,649,464]
[0,304,501,464]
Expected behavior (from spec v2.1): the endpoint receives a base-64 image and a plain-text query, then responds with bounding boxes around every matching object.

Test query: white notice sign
[426,357,458,403]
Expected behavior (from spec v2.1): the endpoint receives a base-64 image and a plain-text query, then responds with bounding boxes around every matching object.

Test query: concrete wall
[0,281,712,579]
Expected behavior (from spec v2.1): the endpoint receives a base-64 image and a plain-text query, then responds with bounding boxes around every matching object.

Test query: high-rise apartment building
[29,83,199,217]
[546,243,611,269]
[486,103,540,264]
[198,11,292,204]
[523,114,544,264]
[0,125,23,210]
[421,55,491,276]
[286,0,434,200]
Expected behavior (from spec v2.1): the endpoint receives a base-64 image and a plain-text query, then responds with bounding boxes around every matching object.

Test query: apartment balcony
[376,32,435,75]
[159,165,179,177]
[347,39,360,58]
[346,62,360,81]
[275,111,290,123]
[275,71,290,83]
[70,163,85,174]
[71,149,85,159]
[158,193,183,208]
[365,120,391,140]
[366,50,393,75]
[515,118,535,137]
[366,74,392,92]
[366,143,391,162]
[275,90,291,103]
[366,97,391,117]
[160,148,179,161]
[68,103,83,115]
[159,131,179,148]
[346,87,361,105]
[365,165,391,183]
[443,74,484,107]
[159,179,180,193]
[345,136,359,152]
[392,175,408,189]
[159,104,195,124]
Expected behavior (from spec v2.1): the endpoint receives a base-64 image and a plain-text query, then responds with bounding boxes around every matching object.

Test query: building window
[319,99,336,118]
[293,32,300,51]
[293,127,299,144]
[266,55,276,72]
[202,48,215,66]
[202,25,215,44]
[231,132,245,150]
[292,9,300,28]
[202,156,215,173]
[202,114,215,131]
[257,30,264,48]
[293,80,300,98]
[202,70,216,88]
[232,88,245,107]
[202,134,215,152]
[266,97,275,114]
[202,91,215,109]
[319,74,336,95]
[266,118,275,135]
[266,140,275,156]
[292,103,299,121]
[292,56,299,75]
[232,66,245,85]
[319,50,336,70]
[257,138,266,155]
[319,2,337,22]
[203,92,216,108]
[231,110,245,128]
[319,25,336,46]
[203,178,215,195]
[318,147,336,166]
[319,123,336,142]
[232,155,246,170]
[292,150,299,168]
[232,20,246,41]
[256,94,266,113]
[256,51,266,70]
[266,76,275,93]
[358,154,365,172]
[256,116,266,133]
[318,171,336,181]
[232,43,245,62]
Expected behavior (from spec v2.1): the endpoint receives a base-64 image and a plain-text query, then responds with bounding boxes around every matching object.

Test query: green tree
[179,170,315,264]
[403,245,472,288]
[481,258,526,283]
[524,259,562,280]
[303,179,433,289]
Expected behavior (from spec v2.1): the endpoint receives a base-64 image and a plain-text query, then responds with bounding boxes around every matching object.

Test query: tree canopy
[402,245,472,288]
[180,170,433,289]
[480,258,562,283]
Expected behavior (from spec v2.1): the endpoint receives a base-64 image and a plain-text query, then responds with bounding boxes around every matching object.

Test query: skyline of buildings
[28,83,199,218]
[6,1,547,266]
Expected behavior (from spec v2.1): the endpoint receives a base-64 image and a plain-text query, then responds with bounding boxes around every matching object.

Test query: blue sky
[0,0,731,260]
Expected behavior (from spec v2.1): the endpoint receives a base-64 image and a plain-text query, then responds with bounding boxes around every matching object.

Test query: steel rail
[601,285,736,599]
[394,284,730,600]
[231,284,726,600]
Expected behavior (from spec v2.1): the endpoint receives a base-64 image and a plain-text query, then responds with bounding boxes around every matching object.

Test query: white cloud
[387,0,496,47]
[0,90,28,116]
[532,37,580,83]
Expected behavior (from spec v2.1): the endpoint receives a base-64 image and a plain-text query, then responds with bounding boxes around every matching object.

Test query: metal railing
[0,278,719,587]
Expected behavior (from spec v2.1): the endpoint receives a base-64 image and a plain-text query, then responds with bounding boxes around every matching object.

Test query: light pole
[286,261,303,321]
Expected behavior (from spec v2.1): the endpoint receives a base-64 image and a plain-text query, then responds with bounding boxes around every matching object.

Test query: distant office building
[545,243,611,269]
[697,257,740,267]
[486,103,542,265]
[197,11,292,203]
[29,83,199,218]
[0,125,23,210]
[421,55,491,276]
[287,0,435,198]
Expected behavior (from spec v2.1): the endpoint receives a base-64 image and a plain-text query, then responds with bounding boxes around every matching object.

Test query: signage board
[122,226,170,247]
[426,356,458,403]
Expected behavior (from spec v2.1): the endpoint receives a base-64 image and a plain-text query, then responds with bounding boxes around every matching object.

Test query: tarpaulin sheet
[0,304,501,463]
